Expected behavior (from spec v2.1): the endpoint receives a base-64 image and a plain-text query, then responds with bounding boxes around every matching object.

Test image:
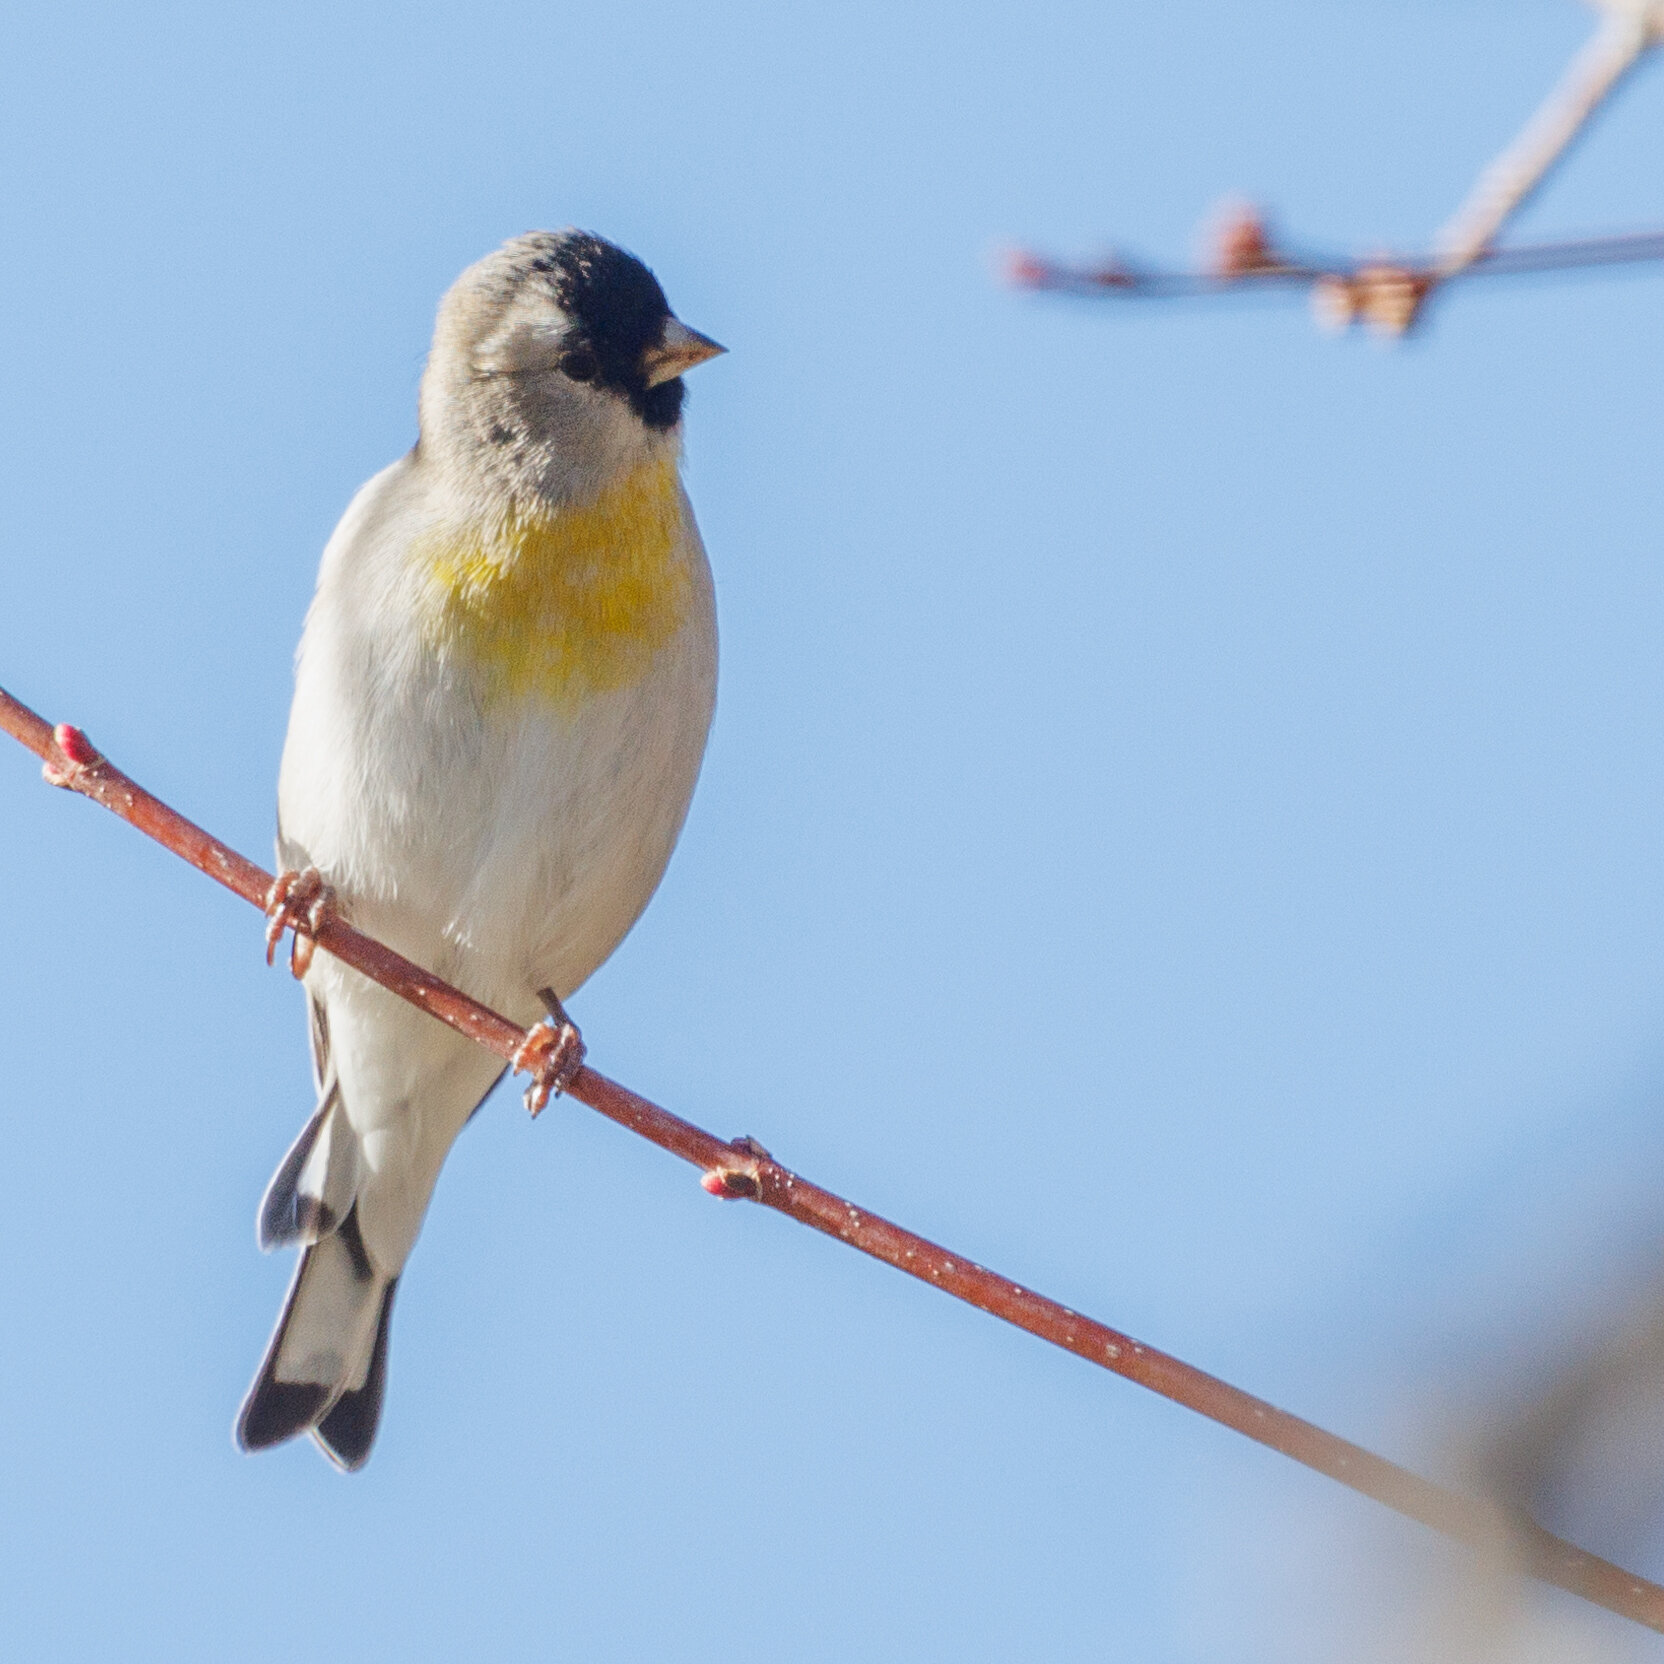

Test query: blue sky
[2,2,1663,1659]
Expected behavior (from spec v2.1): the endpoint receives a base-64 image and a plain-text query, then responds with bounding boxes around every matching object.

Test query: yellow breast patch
[419,457,692,709]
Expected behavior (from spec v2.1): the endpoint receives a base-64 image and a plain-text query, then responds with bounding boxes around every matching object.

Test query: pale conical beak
[640,317,727,387]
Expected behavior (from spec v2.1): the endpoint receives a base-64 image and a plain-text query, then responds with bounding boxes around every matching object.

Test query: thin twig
[1435,6,1659,275]
[4,681,1664,1632]
[1008,229,1664,302]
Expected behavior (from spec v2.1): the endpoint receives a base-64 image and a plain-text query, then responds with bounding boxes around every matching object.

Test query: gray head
[418,230,724,504]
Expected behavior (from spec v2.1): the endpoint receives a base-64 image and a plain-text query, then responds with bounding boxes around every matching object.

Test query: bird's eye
[560,349,599,383]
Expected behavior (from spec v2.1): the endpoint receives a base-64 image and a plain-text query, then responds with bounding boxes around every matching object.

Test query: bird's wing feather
[257,1080,362,1250]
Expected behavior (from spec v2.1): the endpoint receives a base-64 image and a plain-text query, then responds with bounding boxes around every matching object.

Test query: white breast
[277,454,718,1022]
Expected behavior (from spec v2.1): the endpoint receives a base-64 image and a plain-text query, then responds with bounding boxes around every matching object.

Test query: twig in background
[4,679,1664,1633]
[1435,0,1662,276]
[1006,1,1664,335]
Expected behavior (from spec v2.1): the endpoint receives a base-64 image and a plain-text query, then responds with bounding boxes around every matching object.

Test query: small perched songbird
[237,230,724,1469]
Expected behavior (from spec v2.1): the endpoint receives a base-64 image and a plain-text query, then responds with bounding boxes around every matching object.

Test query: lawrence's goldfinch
[237,230,724,1469]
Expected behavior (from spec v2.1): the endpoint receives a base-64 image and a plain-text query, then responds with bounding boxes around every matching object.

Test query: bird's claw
[264,867,335,979]
[512,1014,586,1117]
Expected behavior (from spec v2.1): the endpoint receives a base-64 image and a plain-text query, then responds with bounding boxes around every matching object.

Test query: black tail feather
[236,1207,388,1463]
[314,1279,398,1472]
[237,1375,332,1451]
[236,1236,334,1452]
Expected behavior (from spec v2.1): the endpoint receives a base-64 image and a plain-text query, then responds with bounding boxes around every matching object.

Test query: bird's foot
[513,988,586,1116]
[264,867,336,979]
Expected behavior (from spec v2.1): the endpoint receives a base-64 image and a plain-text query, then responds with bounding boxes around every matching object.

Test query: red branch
[4,681,1663,1631]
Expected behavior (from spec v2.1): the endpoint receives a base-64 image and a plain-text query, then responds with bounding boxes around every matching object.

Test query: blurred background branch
[1007,0,1664,335]
[1435,0,1662,275]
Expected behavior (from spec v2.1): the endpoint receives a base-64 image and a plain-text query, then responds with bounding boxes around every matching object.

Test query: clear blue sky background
[2,2,1663,1659]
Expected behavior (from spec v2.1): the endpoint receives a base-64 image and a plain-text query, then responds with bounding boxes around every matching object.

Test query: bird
[235,229,725,1470]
